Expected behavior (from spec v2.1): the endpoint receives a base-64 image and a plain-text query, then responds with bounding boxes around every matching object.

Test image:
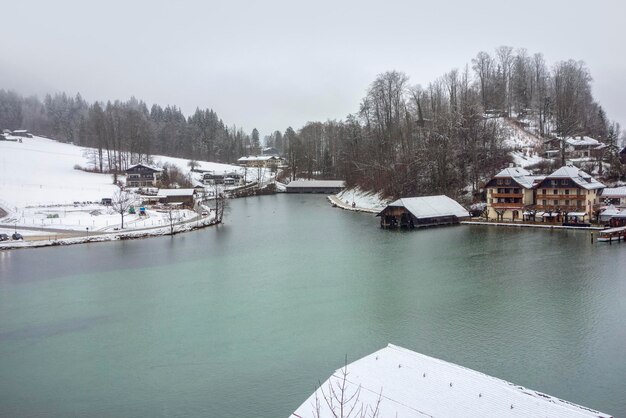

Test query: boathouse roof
[292,344,612,418]
[384,195,470,219]
[286,180,345,189]
[157,188,196,197]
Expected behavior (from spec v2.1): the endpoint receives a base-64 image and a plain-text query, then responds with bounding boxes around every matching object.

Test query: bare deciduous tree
[311,360,382,418]
[112,189,134,229]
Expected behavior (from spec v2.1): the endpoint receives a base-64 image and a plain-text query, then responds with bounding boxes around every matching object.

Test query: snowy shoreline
[328,188,387,214]
[462,220,604,231]
[0,217,218,251]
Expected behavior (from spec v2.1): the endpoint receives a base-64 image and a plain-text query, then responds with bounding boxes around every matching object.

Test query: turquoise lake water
[1,194,624,417]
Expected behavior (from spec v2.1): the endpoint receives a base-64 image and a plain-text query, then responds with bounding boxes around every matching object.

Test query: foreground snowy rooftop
[292,344,612,418]
[386,195,470,219]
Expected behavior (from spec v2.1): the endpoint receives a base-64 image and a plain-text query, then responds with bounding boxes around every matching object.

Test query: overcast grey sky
[2,0,625,137]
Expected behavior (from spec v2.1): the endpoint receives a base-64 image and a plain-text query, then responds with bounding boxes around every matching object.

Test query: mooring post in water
[590,232,593,243]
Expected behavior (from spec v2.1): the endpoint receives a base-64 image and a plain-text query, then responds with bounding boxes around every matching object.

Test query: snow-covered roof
[125,163,162,172]
[11,129,29,133]
[566,136,601,147]
[386,195,469,219]
[157,188,195,197]
[237,155,282,162]
[601,187,626,198]
[493,167,539,189]
[292,344,612,418]
[286,180,345,188]
[600,205,621,217]
[544,166,605,190]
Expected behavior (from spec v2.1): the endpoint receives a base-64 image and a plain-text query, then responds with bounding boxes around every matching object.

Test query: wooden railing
[539,194,585,200]
[491,202,524,208]
[492,193,523,199]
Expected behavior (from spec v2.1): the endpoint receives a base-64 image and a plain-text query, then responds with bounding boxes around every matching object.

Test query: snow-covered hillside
[0,136,269,241]
[497,117,547,168]
[0,136,251,209]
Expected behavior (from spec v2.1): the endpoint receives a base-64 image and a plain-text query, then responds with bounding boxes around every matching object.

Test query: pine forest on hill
[1,46,624,201]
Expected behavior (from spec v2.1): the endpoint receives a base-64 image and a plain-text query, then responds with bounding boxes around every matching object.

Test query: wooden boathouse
[285,180,345,194]
[377,195,470,229]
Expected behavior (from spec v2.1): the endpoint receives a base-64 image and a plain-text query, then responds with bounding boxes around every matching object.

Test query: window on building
[505,179,511,185]
[561,179,568,185]
[542,199,547,206]
[554,200,558,205]
[553,189,558,195]
[497,179,503,185]
[565,200,570,206]
[542,189,546,195]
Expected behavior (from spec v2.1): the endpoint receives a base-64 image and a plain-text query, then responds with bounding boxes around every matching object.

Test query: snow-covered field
[2,203,197,232]
[510,150,544,168]
[0,136,241,237]
[0,135,257,208]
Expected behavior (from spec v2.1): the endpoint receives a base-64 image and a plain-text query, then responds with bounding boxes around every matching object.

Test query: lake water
[1,194,625,417]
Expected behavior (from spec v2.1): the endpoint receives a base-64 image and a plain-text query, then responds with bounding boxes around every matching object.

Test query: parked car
[201,210,209,216]
[12,232,23,240]
[0,233,9,241]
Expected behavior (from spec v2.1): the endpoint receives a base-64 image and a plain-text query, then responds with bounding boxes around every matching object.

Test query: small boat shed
[285,180,345,194]
[292,344,613,418]
[377,195,470,229]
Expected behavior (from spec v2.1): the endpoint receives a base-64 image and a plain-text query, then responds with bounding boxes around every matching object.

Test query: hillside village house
[261,147,280,156]
[485,165,605,223]
[544,136,607,161]
[125,164,162,188]
[11,129,33,138]
[565,136,606,158]
[157,189,197,208]
[485,167,541,222]
[620,146,626,164]
[237,155,284,168]
[201,171,243,186]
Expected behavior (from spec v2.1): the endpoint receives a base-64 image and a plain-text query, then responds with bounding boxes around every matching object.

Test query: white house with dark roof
[565,136,607,158]
[292,344,612,418]
[125,163,163,188]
